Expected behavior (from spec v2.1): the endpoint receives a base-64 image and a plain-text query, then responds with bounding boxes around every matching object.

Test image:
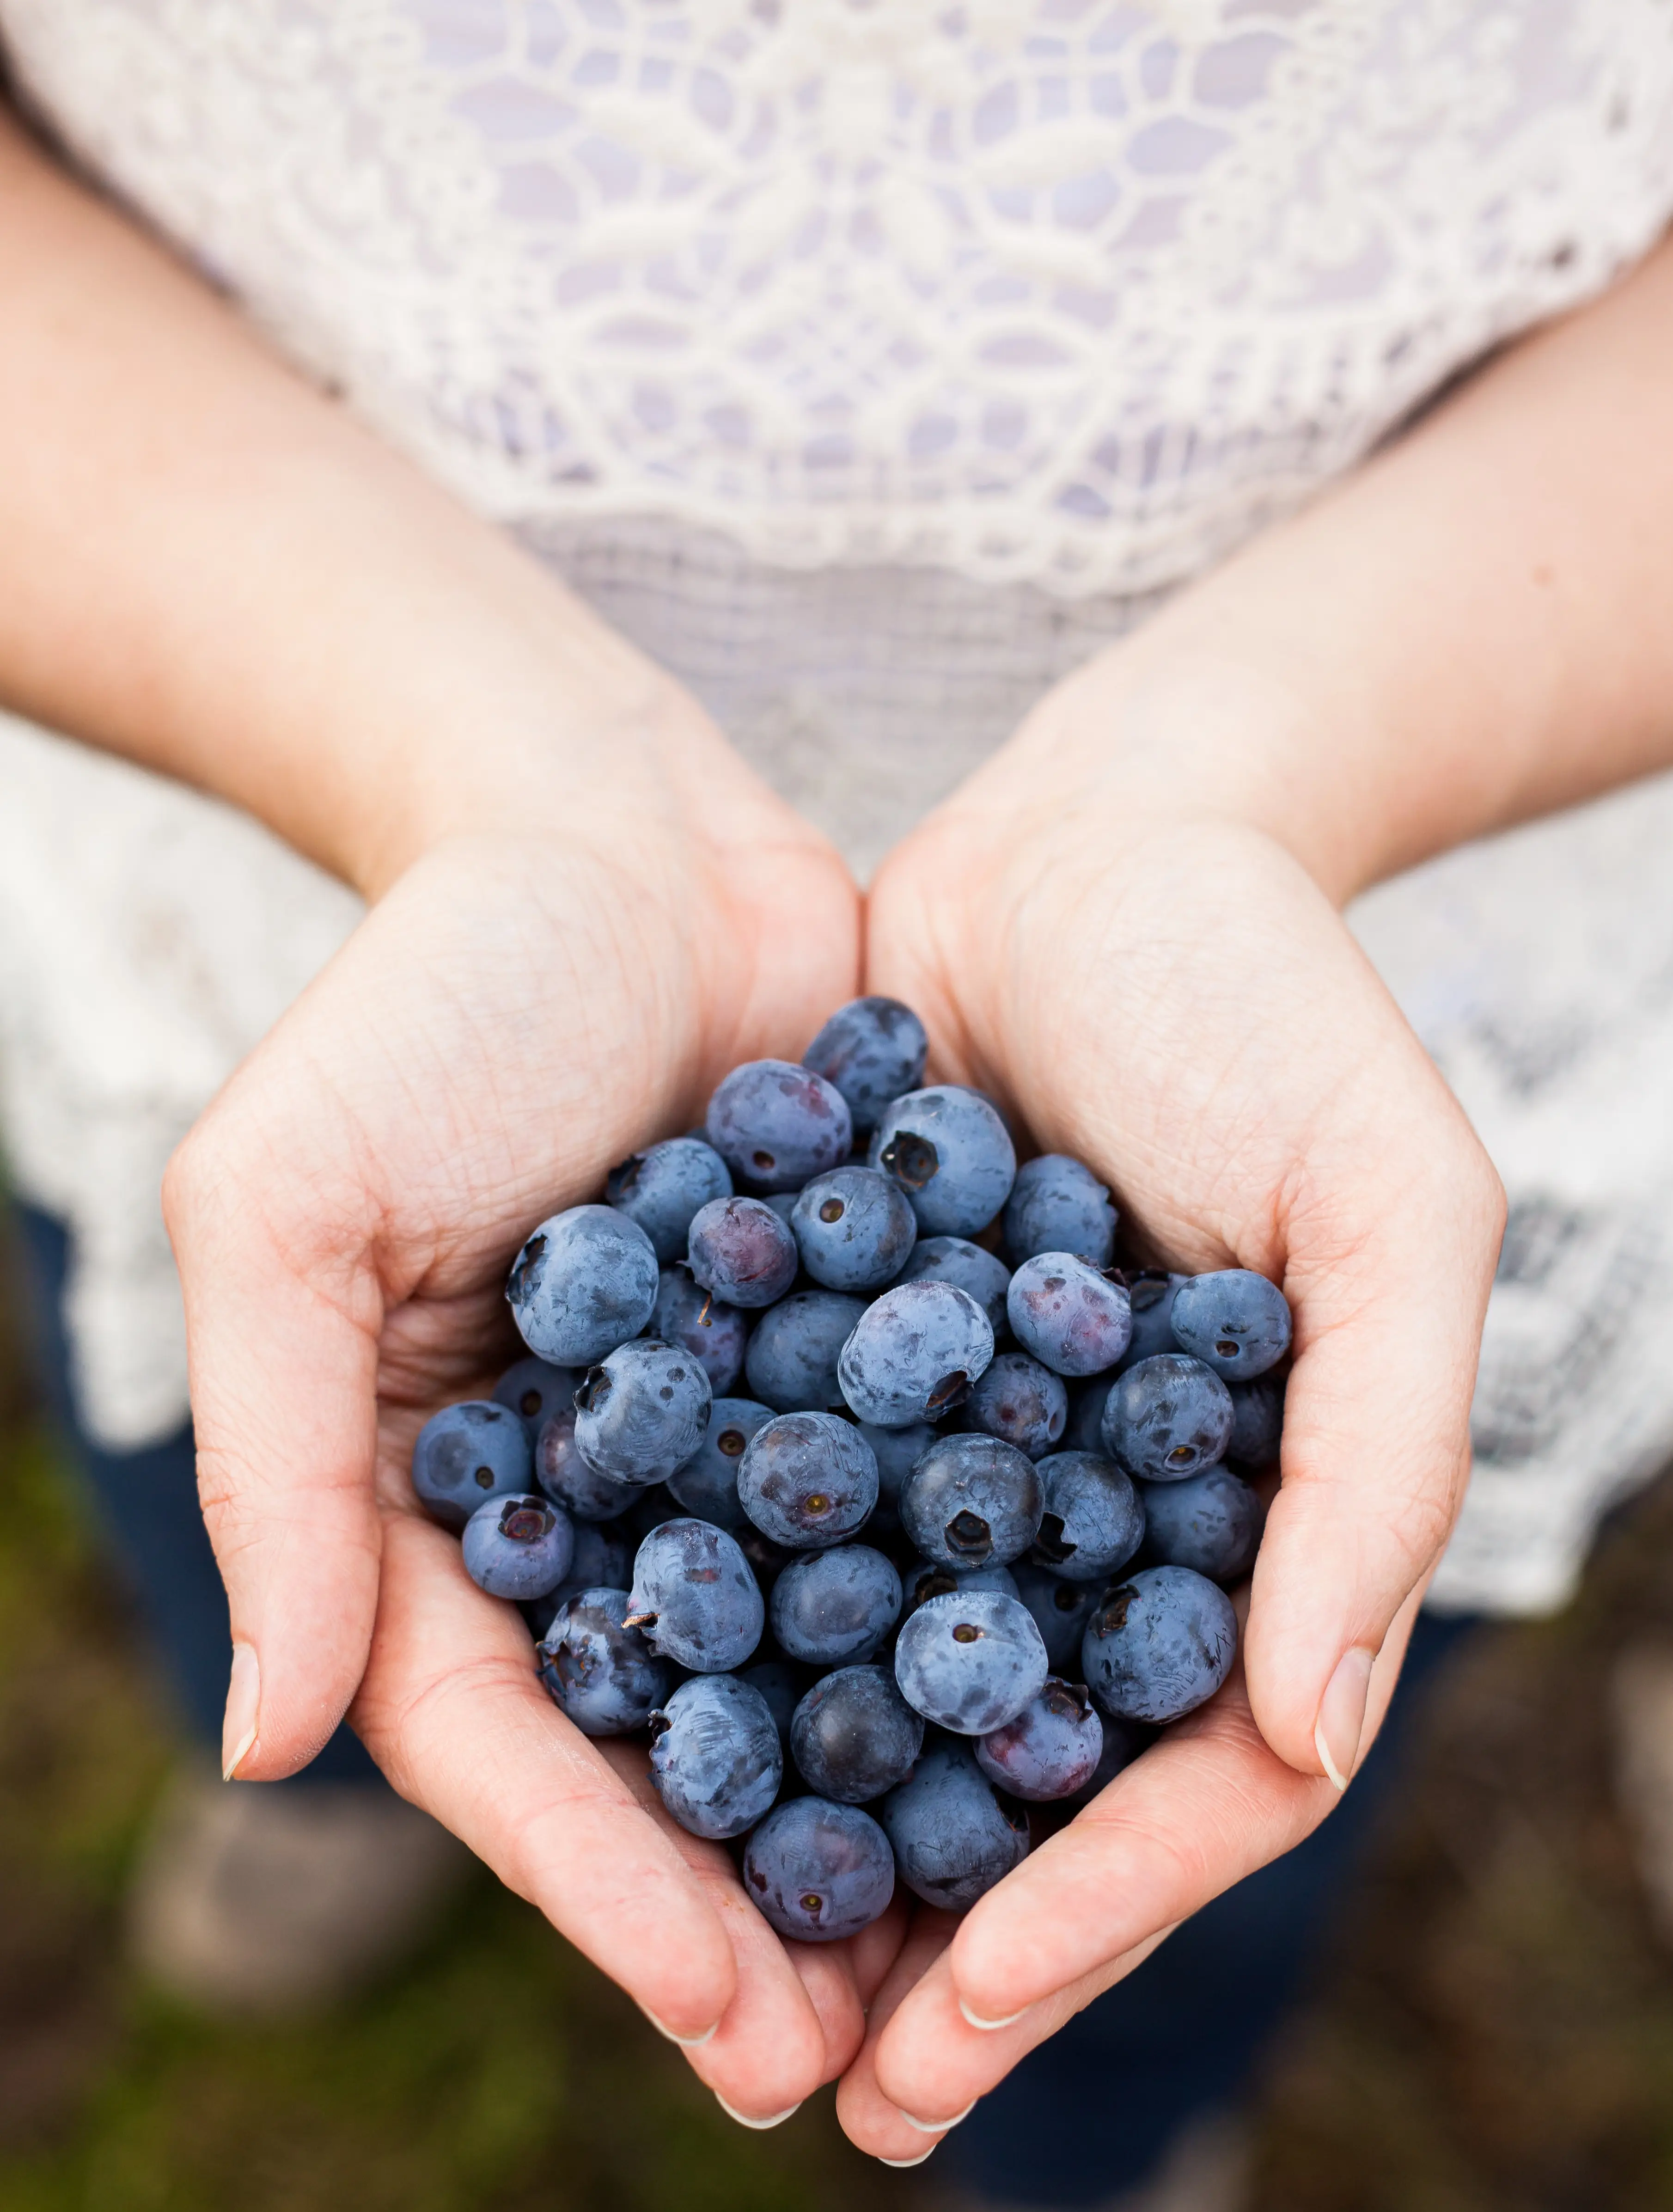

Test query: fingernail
[958,1997,1027,2032]
[880,2148,939,2167]
[638,2005,718,2048]
[901,2098,977,2134]
[221,1641,260,1780]
[714,2096,802,2131]
[1315,1645,1375,1792]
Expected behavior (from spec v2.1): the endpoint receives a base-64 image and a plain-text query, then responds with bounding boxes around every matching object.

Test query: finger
[165,1122,385,1780]
[833,1908,965,2165]
[354,1510,739,2044]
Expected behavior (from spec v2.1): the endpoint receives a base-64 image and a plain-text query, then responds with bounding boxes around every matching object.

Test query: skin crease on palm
[7,105,1673,2164]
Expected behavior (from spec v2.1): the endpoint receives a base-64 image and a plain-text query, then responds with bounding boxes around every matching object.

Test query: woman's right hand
[160,674,898,2119]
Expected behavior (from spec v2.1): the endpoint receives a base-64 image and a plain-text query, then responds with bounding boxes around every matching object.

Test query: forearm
[1007,230,1673,901]
[0,110,711,898]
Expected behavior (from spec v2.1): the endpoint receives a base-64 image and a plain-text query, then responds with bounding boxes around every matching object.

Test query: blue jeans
[15,1204,379,1784]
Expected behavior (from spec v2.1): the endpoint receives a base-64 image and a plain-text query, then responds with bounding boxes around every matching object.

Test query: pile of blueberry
[412,999,1290,1944]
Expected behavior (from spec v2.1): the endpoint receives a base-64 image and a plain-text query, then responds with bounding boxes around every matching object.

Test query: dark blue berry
[647,1673,782,1839]
[507,1204,659,1366]
[1062,1374,1117,1454]
[790,1665,924,1802]
[625,1518,764,1672]
[744,1290,869,1413]
[1101,1354,1233,1482]
[900,1433,1043,1571]
[462,1493,574,1600]
[706,1059,853,1195]
[894,1589,1049,1734]
[892,1236,1012,1338]
[976,1678,1104,1801]
[856,1420,937,1538]
[412,1401,532,1528]
[534,1407,642,1520]
[1140,1467,1264,1583]
[1116,1270,1188,1370]
[869,1086,1017,1238]
[648,1264,749,1395]
[965,1351,1069,1459]
[573,1339,711,1484]
[1007,1254,1132,1378]
[902,1558,1019,1620]
[538,1587,672,1735]
[790,1167,916,1293]
[736,1411,879,1549]
[879,1737,1030,1910]
[1169,1268,1292,1381]
[493,1355,579,1440]
[802,996,929,1133]
[1010,1562,1105,1672]
[665,1396,773,1530]
[769,1544,902,1666]
[606,1137,733,1262]
[1003,1154,1118,1268]
[743,1796,896,1941]
[1081,1566,1238,1723]
[686,1195,799,1309]
[837,1280,994,1428]
[1226,1374,1286,1469]
[739,1658,806,1749]
[1032,1451,1145,1582]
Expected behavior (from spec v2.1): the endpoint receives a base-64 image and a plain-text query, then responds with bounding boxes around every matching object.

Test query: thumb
[164,1123,384,1781]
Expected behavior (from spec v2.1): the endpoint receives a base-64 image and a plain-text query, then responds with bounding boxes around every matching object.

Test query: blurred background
[7,1199,1673,2212]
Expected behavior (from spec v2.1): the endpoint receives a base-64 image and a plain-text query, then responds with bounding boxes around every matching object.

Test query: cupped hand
[161,681,891,2112]
[843,662,1506,2156]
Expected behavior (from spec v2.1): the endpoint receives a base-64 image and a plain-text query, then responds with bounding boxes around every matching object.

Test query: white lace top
[2,0,1673,1615]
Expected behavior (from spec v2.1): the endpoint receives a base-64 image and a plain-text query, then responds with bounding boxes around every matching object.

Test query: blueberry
[736,1411,879,1549]
[493,1354,580,1440]
[879,1737,1031,1910]
[706,1059,853,1195]
[560,1519,635,1598]
[625,1518,764,1672]
[1056,1712,1153,1813]
[1101,1354,1233,1482]
[1062,1374,1117,1454]
[534,1407,643,1520]
[901,1557,1020,1621]
[869,1086,1017,1238]
[770,1544,902,1666]
[648,1264,749,1395]
[411,1401,532,1528]
[647,1673,782,1840]
[1116,1270,1189,1371]
[857,1420,937,1538]
[837,1280,995,1428]
[606,1137,733,1262]
[1010,1562,1105,1672]
[507,1204,659,1366]
[761,1192,801,1226]
[1081,1566,1238,1723]
[627,1483,682,1541]
[1032,1451,1146,1582]
[790,1665,924,1802]
[976,1678,1104,1801]
[739,1657,806,1749]
[572,1339,711,1485]
[686,1195,799,1309]
[789,1167,916,1293]
[802,996,929,1134]
[965,1351,1069,1459]
[1227,1373,1286,1470]
[1140,1467,1264,1583]
[462,1493,574,1600]
[537,1587,672,1734]
[892,1236,1013,1339]
[743,1796,897,1941]
[894,1589,1049,1734]
[899,1433,1043,1571]
[1169,1268,1292,1381]
[1003,1154,1118,1269]
[665,1396,774,1530]
[745,1290,869,1413]
[1007,1254,1132,1378]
